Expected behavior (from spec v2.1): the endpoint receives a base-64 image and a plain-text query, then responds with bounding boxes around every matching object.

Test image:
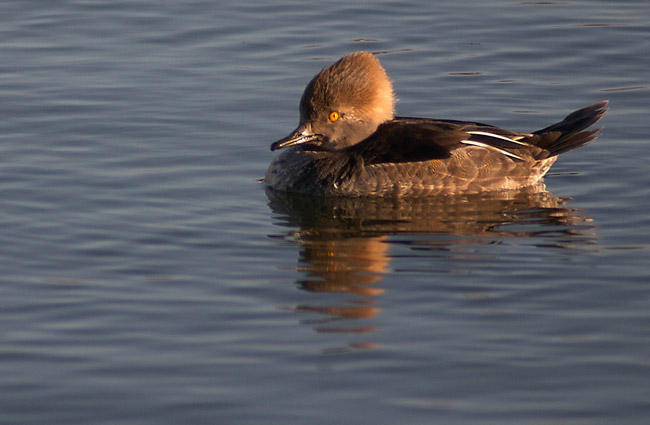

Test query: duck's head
[271,51,395,152]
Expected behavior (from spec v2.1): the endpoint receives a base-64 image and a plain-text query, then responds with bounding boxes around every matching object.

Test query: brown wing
[347,117,534,165]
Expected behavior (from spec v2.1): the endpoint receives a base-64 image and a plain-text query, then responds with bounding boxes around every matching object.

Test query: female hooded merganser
[265,51,607,197]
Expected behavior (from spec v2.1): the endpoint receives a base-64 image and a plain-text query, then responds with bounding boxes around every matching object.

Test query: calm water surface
[1,0,649,424]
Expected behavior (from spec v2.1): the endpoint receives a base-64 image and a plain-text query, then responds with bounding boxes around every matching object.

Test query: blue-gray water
[1,1,649,424]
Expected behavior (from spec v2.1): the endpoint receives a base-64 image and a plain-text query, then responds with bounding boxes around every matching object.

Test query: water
[1,0,649,424]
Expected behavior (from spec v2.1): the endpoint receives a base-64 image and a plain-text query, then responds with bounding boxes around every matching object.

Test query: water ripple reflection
[267,185,596,339]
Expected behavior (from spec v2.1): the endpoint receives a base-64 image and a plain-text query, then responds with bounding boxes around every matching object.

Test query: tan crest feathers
[300,51,395,125]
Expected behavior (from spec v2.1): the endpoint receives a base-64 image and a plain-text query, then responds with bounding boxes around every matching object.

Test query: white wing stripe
[467,131,528,146]
[461,140,524,160]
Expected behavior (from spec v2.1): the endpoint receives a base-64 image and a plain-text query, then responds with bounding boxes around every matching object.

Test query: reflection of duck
[267,185,595,338]
[267,183,592,241]
[266,51,607,196]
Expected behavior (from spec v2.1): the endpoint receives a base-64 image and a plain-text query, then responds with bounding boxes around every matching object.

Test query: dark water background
[1,1,649,424]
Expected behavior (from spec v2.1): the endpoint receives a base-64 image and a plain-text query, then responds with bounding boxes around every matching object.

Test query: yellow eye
[329,111,339,122]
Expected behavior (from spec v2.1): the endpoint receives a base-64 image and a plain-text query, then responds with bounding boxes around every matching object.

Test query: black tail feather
[533,100,608,157]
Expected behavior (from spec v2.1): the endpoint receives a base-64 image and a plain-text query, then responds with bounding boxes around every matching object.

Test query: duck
[265,51,607,197]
